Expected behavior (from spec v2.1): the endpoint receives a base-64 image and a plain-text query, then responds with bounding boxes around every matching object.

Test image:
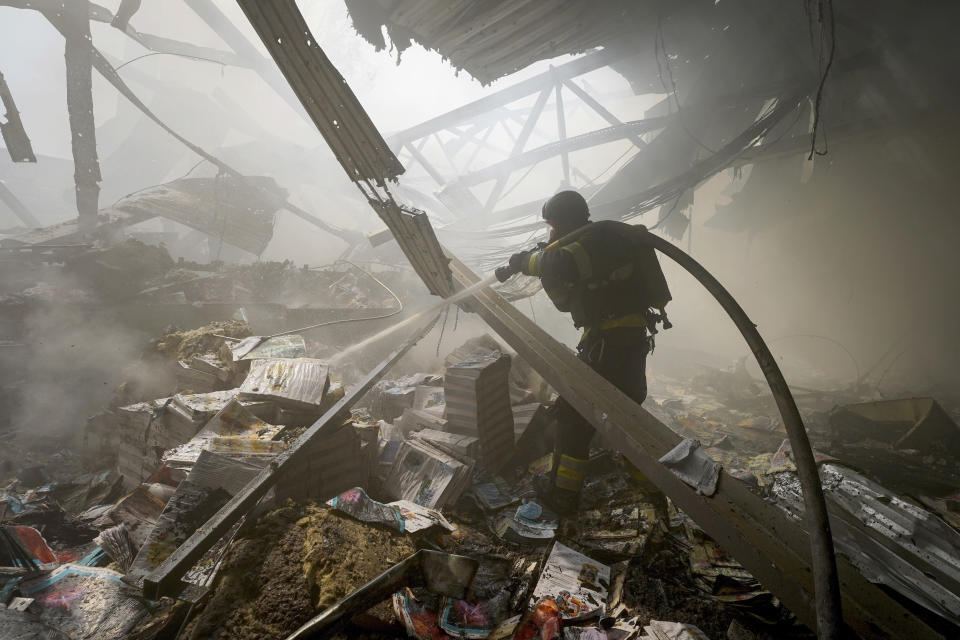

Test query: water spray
[328,273,500,366]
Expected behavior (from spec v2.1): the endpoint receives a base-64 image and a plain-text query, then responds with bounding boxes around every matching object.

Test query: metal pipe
[638,230,843,639]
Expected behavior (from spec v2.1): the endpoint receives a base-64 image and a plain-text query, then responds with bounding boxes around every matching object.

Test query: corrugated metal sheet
[345,0,644,83]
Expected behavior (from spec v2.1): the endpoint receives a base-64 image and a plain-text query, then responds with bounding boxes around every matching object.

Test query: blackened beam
[2,1,360,245]
[141,311,440,599]
[0,70,36,163]
[443,253,941,640]
[0,180,40,228]
[389,48,620,146]
[61,1,101,227]
[0,1,248,71]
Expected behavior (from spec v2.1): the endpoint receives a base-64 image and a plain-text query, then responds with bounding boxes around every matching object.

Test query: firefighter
[495,190,671,513]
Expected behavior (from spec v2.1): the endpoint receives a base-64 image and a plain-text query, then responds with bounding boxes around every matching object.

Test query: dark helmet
[542,190,589,226]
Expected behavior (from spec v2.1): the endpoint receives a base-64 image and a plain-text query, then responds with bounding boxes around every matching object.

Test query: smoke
[2,275,153,441]
[2,1,958,409]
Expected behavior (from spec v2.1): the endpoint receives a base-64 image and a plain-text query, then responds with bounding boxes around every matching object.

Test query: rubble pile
[1,318,960,640]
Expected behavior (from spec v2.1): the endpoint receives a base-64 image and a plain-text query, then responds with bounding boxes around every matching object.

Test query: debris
[473,478,520,512]
[413,428,479,460]
[17,564,152,640]
[438,556,516,638]
[89,484,168,549]
[94,524,137,573]
[385,438,473,509]
[512,597,561,640]
[238,357,330,411]
[125,450,266,585]
[109,176,283,255]
[326,486,401,532]
[398,407,448,435]
[772,462,960,625]
[290,549,478,638]
[640,619,712,640]
[161,398,284,473]
[393,587,450,640]
[229,334,307,360]
[829,397,960,455]
[658,439,722,496]
[532,542,611,621]
[146,320,252,364]
[183,504,416,639]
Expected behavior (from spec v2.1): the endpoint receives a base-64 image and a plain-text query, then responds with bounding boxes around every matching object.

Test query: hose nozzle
[495,265,517,283]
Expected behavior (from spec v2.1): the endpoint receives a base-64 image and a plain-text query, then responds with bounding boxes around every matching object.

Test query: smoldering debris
[1,222,959,640]
[4,292,959,640]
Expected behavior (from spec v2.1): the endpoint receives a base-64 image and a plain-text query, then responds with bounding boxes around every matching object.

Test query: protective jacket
[520,221,671,336]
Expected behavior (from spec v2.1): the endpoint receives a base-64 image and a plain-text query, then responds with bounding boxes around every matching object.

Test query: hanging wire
[217,260,405,345]
[805,0,837,159]
[114,51,226,72]
[647,191,686,231]
[436,304,450,357]
[654,13,718,154]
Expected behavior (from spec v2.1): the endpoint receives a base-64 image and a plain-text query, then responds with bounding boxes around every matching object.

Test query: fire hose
[497,228,843,639]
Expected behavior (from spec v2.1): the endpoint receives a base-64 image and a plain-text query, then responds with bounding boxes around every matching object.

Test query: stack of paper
[413,428,478,460]
[239,357,330,411]
[444,351,515,470]
[384,438,473,509]
[161,398,284,472]
[396,407,447,435]
[273,421,368,502]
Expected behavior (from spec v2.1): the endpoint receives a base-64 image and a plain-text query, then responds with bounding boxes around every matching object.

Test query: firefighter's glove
[508,250,530,273]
